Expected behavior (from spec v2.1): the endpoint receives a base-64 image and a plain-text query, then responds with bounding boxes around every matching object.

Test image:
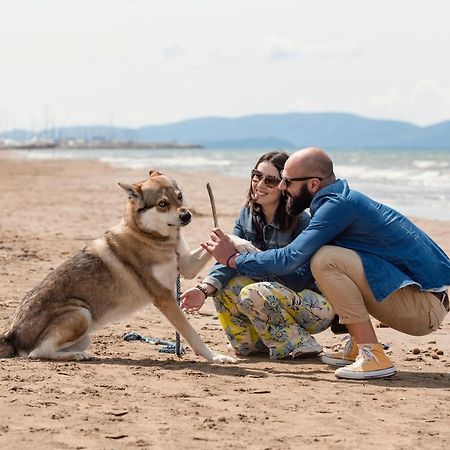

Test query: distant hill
[2,112,450,149]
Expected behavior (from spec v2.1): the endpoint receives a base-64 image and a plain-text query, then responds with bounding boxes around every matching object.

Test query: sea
[14,147,450,221]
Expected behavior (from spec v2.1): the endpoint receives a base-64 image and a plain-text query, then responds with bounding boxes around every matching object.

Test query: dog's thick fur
[0,170,235,363]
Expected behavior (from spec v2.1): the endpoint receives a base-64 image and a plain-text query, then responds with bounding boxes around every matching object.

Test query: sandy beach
[0,153,449,450]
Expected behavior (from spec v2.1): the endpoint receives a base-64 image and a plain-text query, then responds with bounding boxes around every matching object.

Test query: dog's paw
[73,351,93,361]
[228,235,261,253]
[210,352,237,364]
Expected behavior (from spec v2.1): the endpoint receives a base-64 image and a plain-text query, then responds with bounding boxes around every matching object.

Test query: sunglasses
[251,169,281,188]
[280,170,324,188]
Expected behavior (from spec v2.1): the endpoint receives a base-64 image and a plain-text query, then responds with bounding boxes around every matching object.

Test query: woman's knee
[238,282,272,312]
[216,275,255,299]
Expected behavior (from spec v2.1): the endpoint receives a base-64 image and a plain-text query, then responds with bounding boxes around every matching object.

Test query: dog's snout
[179,210,192,224]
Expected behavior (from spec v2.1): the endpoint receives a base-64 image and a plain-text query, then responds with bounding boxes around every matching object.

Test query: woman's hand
[180,287,207,314]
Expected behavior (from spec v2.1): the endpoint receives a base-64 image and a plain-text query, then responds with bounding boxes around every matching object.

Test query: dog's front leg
[227,235,261,253]
[155,298,236,363]
[177,233,212,279]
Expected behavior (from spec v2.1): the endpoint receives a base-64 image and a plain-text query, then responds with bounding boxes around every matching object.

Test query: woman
[181,151,334,359]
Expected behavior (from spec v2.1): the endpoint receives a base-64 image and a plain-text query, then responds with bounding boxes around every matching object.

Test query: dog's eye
[178,193,183,200]
[158,201,169,208]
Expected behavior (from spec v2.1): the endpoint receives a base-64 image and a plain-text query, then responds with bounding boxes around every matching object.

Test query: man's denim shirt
[203,207,312,292]
[236,179,450,301]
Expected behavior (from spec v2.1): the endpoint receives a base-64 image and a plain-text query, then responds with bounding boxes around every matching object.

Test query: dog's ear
[149,170,162,178]
[118,182,141,200]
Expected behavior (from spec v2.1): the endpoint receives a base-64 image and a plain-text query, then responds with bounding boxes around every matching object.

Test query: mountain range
[2,112,450,149]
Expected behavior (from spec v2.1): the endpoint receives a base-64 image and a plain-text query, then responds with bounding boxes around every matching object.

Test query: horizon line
[1,110,449,134]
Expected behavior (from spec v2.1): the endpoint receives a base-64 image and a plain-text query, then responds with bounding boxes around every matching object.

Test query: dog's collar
[142,230,171,242]
[129,219,173,242]
[107,228,171,243]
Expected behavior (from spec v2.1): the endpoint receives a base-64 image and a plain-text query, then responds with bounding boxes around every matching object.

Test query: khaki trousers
[310,245,448,336]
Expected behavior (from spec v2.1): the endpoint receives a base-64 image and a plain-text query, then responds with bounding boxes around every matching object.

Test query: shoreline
[2,149,450,224]
[0,142,204,150]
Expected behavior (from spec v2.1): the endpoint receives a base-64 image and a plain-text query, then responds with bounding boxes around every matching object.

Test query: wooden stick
[206,182,218,227]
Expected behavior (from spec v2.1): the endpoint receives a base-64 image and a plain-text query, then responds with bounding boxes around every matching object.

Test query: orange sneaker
[334,343,397,380]
[321,335,358,366]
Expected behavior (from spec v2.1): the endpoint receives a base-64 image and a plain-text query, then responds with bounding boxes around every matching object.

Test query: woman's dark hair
[245,150,299,231]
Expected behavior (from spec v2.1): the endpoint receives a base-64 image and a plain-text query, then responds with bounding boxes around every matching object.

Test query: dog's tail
[0,334,16,358]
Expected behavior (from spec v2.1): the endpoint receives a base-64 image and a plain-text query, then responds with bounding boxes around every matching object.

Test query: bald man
[203,147,450,380]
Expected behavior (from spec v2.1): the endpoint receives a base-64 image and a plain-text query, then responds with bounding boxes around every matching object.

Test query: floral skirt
[212,276,334,359]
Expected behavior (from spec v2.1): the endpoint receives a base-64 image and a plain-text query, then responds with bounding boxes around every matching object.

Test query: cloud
[367,80,450,125]
[265,35,298,61]
[265,34,363,61]
[412,79,450,98]
[162,42,185,60]
[207,45,240,62]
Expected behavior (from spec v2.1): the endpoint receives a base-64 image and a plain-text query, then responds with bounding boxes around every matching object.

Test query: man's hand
[201,228,238,267]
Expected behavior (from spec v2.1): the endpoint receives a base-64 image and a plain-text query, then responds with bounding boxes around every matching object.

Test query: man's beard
[286,183,314,215]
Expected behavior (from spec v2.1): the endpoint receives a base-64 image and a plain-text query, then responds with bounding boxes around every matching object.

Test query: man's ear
[118,182,142,199]
[149,170,162,178]
[310,178,322,194]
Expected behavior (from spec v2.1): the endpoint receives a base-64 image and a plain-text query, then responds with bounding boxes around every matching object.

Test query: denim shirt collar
[254,210,282,229]
[310,179,347,216]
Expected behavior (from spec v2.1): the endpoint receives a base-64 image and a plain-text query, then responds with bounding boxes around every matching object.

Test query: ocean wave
[413,159,449,169]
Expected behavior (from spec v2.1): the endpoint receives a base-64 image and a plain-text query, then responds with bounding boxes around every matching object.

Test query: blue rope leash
[123,331,186,355]
[175,274,182,356]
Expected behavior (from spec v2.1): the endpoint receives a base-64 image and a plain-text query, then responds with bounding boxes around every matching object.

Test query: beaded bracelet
[196,284,209,299]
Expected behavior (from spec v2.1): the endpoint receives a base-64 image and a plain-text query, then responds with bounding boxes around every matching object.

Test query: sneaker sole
[321,354,355,366]
[292,350,322,359]
[292,345,323,359]
[334,366,397,380]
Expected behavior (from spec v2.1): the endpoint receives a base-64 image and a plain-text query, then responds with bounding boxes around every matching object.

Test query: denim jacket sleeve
[202,208,247,291]
[235,194,356,278]
[275,211,314,291]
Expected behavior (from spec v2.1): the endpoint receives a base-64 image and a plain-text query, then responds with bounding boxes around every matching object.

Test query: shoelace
[351,345,379,368]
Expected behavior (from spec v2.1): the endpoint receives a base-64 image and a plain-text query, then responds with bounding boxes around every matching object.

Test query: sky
[1,0,450,131]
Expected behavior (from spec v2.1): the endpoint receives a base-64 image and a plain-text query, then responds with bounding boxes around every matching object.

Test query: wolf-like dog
[0,170,236,363]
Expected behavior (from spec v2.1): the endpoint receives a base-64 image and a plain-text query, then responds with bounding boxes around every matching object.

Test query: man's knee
[311,245,361,279]
[311,245,338,277]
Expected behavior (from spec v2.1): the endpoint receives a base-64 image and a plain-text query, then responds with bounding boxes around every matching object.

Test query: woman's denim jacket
[236,179,450,301]
[203,207,313,292]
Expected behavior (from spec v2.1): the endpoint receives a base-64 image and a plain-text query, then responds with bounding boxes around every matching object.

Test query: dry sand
[0,153,449,450]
